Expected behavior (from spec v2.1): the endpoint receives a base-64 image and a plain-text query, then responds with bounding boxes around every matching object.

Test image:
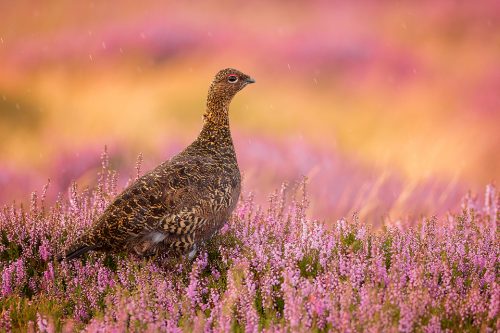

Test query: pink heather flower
[309,292,327,329]
[0,310,12,332]
[186,255,208,310]
[211,267,221,281]
[39,239,51,262]
[488,282,499,320]
[241,270,259,331]
[373,254,389,286]
[42,263,55,290]
[0,148,498,333]
[74,304,89,322]
[357,285,375,326]
[282,268,303,330]
[15,259,25,286]
[398,303,416,333]
[423,316,442,333]
[338,254,349,278]
[36,313,55,333]
[219,223,230,234]
[1,265,13,297]
[348,257,365,289]
[97,266,113,292]
[356,225,367,241]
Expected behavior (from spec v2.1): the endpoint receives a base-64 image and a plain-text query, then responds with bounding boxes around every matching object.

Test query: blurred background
[0,0,498,225]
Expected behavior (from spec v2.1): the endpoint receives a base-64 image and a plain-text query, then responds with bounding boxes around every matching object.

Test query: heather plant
[0,151,498,332]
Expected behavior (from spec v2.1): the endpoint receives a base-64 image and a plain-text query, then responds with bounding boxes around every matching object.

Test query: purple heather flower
[39,239,51,262]
[0,148,497,331]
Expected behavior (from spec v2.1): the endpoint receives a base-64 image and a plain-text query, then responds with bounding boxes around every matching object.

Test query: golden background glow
[0,1,498,223]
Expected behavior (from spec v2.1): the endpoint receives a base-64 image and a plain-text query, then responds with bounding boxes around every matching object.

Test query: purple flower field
[1,1,499,331]
[0,151,498,332]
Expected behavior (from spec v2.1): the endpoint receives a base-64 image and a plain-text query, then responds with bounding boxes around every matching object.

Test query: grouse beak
[245,77,256,84]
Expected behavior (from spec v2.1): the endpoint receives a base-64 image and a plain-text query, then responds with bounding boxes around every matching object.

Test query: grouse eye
[227,75,238,83]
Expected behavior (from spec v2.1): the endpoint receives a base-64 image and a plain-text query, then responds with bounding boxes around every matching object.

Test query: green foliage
[298,249,322,279]
[103,254,118,272]
[341,231,363,253]
[381,235,393,270]
[0,295,74,332]
[441,314,481,332]
[1,230,22,262]
[231,319,245,333]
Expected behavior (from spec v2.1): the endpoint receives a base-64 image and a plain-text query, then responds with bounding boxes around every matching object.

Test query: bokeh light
[0,0,498,224]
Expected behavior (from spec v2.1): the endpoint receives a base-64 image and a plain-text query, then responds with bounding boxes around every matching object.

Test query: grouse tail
[58,245,96,262]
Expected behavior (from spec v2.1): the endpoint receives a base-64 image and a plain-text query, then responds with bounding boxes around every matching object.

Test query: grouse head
[209,68,255,103]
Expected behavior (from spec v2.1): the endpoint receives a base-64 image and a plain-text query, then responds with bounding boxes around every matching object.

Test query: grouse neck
[202,90,231,129]
[199,106,232,143]
[197,95,235,150]
[202,106,230,129]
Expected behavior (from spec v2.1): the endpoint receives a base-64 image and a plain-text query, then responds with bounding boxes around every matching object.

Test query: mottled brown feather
[63,68,254,260]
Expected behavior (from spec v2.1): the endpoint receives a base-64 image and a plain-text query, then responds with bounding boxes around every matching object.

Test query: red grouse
[63,68,255,260]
